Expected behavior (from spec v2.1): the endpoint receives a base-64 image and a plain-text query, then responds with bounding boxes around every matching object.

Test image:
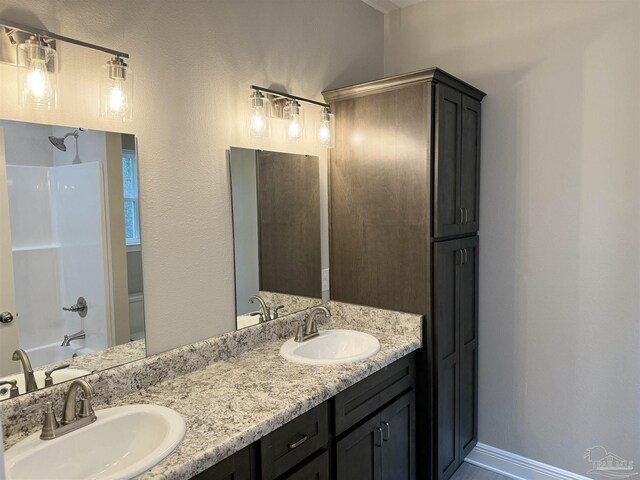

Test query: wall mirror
[229,148,322,329]
[0,119,146,401]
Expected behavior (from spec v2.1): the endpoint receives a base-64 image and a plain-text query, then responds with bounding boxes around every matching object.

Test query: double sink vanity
[1,302,422,479]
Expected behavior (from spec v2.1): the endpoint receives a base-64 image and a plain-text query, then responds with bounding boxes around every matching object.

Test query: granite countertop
[1,302,421,480]
[119,311,420,479]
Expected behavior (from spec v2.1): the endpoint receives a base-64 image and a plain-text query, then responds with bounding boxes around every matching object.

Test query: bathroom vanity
[196,353,415,480]
[1,302,421,479]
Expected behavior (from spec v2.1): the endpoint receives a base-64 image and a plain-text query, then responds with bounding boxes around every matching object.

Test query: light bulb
[248,90,271,137]
[318,107,334,148]
[108,81,126,114]
[284,100,304,142]
[17,35,57,109]
[26,63,48,100]
[318,122,331,146]
[250,108,266,135]
[288,115,302,140]
[100,56,133,121]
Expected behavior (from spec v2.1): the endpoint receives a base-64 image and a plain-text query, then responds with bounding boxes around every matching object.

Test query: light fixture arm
[250,85,329,109]
[0,18,129,59]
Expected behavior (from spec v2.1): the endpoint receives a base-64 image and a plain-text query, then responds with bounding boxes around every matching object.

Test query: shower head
[48,128,86,152]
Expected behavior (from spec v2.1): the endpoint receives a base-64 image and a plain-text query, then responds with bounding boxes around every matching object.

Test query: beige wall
[0,0,383,354]
[385,0,640,474]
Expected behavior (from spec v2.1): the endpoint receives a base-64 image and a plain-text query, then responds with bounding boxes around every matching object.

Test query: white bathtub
[25,343,92,369]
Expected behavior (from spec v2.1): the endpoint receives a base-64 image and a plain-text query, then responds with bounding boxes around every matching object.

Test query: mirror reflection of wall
[0,119,146,401]
[229,148,321,329]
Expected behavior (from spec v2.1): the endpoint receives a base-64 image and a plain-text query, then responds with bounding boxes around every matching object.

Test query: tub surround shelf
[11,244,61,252]
[1,302,421,480]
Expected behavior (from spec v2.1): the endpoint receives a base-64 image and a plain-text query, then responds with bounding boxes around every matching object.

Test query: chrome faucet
[62,379,96,426]
[61,329,85,346]
[22,379,96,440]
[12,349,38,393]
[248,295,270,322]
[295,306,330,343]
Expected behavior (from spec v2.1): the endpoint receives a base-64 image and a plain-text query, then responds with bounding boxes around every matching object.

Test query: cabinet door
[380,391,416,480]
[433,236,479,479]
[336,414,382,480]
[191,445,255,480]
[433,84,462,239]
[433,87,482,239]
[459,96,481,235]
[458,238,479,458]
[280,451,330,480]
[433,239,461,479]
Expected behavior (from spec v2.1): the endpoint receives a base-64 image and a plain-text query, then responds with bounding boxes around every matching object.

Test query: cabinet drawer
[334,354,415,435]
[261,402,329,480]
[279,450,330,480]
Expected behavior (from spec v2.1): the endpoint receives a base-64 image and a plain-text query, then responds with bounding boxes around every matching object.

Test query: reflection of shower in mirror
[48,128,86,164]
[0,119,147,400]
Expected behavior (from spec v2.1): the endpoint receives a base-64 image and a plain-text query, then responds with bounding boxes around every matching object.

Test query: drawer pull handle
[381,422,390,441]
[287,434,309,450]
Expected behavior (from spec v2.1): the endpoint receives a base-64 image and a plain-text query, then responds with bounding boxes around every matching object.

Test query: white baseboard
[465,443,590,480]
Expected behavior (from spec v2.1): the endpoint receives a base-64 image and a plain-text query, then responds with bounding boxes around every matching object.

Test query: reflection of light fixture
[318,106,335,148]
[284,100,304,142]
[248,90,271,137]
[17,35,57,109]
[100,56,133,121]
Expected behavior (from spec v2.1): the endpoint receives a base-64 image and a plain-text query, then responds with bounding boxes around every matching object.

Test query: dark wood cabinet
[324,68,485,480]
[434,236,479,479]
[190,445,256,480]
[192,355,416,480]
[336,391,416,480]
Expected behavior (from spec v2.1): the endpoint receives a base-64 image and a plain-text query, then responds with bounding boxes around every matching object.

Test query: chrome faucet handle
[45,364,71,387]
[78,391,95,419]
[295,316,307,342]
[250,311,265,323]
[62,297,88,318]
[273,305,285,319]
[23,402,60,440]
[0,380,19,398]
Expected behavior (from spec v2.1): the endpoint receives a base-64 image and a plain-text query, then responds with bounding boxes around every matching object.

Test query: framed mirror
[0,119,146,401]
[229,148,322,329]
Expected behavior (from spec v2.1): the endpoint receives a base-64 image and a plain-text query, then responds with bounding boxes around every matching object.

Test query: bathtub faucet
[61,330,86,347]
[12,349,38,393]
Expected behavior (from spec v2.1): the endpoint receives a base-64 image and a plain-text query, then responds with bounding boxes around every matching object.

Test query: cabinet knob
[0,312,14,324]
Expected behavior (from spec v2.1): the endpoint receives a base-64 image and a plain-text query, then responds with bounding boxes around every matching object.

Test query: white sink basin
[5,404,186,480]
[0,368,91,400]
[280,329,380,365]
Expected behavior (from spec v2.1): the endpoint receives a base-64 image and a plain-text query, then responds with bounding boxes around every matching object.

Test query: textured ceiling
[361,0,427,14]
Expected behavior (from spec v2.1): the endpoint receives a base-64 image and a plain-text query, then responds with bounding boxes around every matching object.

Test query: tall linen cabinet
[324,69,485,480]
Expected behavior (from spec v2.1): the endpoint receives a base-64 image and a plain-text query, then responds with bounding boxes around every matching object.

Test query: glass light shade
[318,107,335,148]
[284,100,304,142]
[100,57,133,121]
[17,36,58,109]
[248,91,271,137]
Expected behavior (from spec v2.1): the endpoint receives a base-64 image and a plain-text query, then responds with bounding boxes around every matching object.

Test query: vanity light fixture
[100,56,133,121]
[284,100,304,142]
[248,90,271,137]
[1,19,133,118]
[248,85,334,148]
[16,35,57,109]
